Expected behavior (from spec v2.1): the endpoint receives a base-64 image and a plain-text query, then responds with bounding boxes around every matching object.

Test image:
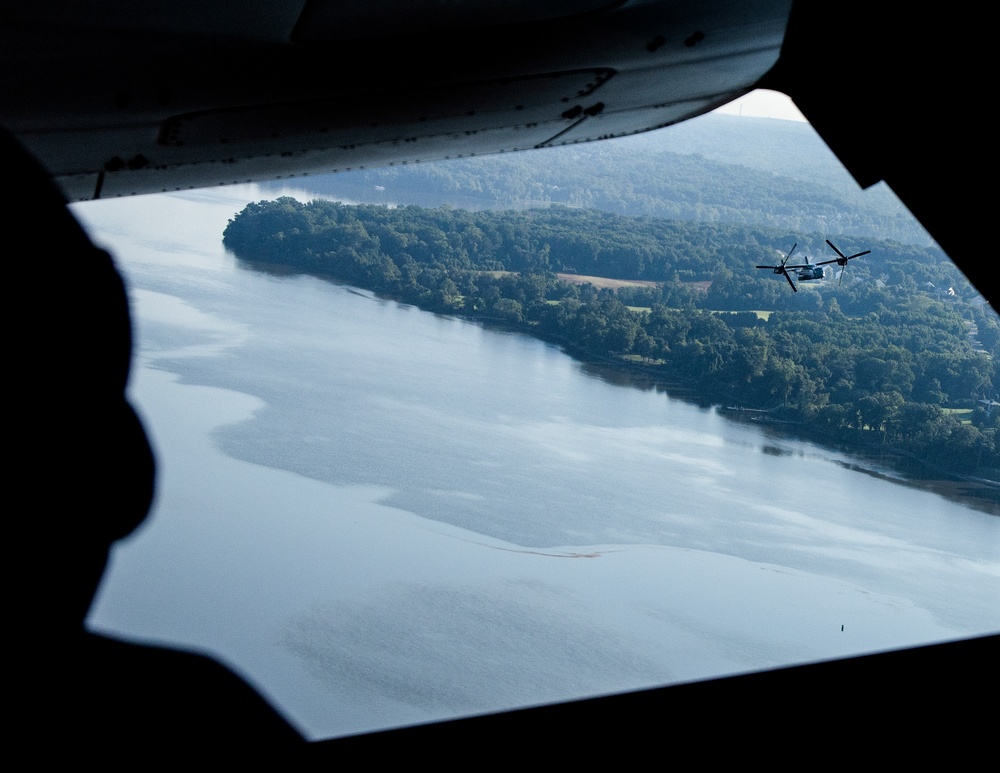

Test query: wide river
[74,187,999,740]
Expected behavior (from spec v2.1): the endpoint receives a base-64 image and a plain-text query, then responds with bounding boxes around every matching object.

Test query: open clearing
[556,273,662,290]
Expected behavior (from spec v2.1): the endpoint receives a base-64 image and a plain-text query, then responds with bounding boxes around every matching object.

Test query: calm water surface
[75,189,1000,739]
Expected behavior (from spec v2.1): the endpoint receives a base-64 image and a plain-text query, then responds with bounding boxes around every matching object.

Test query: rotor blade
[786,243,797,263]
[756,265,778,269]
[784,270,797,292]
[839,265,846,286]
[825,239,846,259]
[846,250,871,260]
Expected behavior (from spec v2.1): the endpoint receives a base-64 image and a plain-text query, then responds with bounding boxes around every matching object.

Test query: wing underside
[0,1,792,202]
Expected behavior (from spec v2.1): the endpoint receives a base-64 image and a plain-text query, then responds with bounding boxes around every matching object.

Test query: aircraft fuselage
[792,264,824,281]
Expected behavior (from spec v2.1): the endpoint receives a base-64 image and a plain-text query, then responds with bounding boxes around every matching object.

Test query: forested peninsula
[223,198,1000,487]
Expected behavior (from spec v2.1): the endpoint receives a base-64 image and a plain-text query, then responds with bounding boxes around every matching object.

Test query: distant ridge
[261,113,932,248]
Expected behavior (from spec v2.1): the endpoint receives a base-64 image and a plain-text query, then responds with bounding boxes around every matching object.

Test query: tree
[856,391,904,438]
[492,298,524,323]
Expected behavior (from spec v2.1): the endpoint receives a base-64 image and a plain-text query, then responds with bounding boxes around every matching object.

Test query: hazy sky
[713,88,806,122]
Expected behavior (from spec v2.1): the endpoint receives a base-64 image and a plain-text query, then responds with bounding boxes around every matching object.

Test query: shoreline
[451,313,1000,516]
[237,258,1000,516]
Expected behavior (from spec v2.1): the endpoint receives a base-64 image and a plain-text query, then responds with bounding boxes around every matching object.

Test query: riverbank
[449,308,1000,515]
[576,347,1000,514]
[233,256,1000,515]
[223,198,999,496]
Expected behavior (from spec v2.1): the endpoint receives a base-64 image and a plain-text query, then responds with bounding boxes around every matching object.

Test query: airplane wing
[0,1,792,202]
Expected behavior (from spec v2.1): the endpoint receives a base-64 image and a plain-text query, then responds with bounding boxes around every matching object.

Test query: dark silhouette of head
[5,126,303,754]
[7,125,153,634]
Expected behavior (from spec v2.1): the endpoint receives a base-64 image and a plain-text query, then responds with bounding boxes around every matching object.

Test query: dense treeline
[224,198,1000,480]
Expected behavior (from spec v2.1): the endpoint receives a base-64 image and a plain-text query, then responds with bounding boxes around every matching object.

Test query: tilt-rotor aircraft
[757,240,871,291]
[4,0,994,762]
